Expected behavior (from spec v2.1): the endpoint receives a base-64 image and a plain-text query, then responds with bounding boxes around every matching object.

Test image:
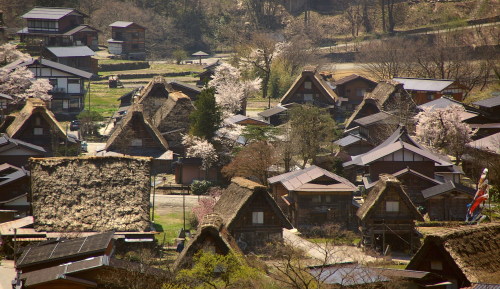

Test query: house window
[304,94,313,102]
[427,92,435,100]
[68,78,80,84]
[386,201,399,212]
[304,81,312,89]
[33,128,43,135]
[62,100,69,109]
[0,99,7,109]
[312,195,322,203]
[130,139,143,147]
[252,211,264,224]
[430,260,443,270]
[356,88,365,97]
[35,117,41,126]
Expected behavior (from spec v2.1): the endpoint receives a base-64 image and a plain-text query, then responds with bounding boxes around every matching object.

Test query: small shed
[421,181,475,221]
[357,174,423,253]
[192,51,209,65]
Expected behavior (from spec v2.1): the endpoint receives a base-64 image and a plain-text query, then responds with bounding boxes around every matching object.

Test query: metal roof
[258,106,287,118]
[309,265,389,286]
[22,7,84,20]
[0,93,13,100]
[473,95,500,108]
[421,181,475,199]
[393,77,455,92]
[225,114,269,125]
[109,21,134,27]
[334,134,365,147]
[46,46,95,57]
[268,165,357,192]
[17,231,114,268]
[4,57,92,79]
[418,97,461,110]
[192,51,209,56]
[354,111,396,126]
[63,24,99,36]
[467,132,500,154]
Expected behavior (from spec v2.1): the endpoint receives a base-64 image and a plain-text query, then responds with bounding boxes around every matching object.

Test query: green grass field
[88,83,128,117]
[152,211,193,246]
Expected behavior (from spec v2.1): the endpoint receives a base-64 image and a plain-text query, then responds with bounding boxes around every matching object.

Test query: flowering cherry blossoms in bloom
[182,134,219,170]
[415,105,472,161]
[209,62,261,118]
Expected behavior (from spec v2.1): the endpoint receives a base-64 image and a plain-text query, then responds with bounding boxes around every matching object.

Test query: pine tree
[189,87,222,140]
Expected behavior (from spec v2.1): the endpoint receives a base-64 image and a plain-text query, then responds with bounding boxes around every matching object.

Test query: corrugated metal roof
[473,95,500,108]
[46,46,95,57]
[393,77,455,92]
[22,7,81,20]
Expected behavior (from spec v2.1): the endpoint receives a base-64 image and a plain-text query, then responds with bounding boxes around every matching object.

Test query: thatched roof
[356,174,423,222]
[280,66,338,105]
[407,222,500,284]
[173,213,241,270]
[5,98,66,140]
[30,156,152,232]
[105,104,169,154]
[152,91,194,150]
[136,76,171,120]
[214,177,293,230]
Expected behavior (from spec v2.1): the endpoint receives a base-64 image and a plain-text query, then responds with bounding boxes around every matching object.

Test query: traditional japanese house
[13,231,165,289]
[393,78,467,105]
[280,66,338,113]
[213,177,293,252]
[153,91,195,154]
[357,174,424,253]
[268,165,358,228]
[2,99,78,155]
[44,46,97,73]
[343,126,461,206]
[108,21,146,60]
[3,58,92,118]
[406,222,500,288]
[258,105,289,126]
[225,114,270,126]
[17,7,99,52]
[350,111,399,145]
[0,163,30,221]
[104,104,171,173]
[173,213,242,270]
[334,74,377,111]
[421,181,475,221]
[473,95,500,122]
[0,135,47,168]
[345,80,410,130]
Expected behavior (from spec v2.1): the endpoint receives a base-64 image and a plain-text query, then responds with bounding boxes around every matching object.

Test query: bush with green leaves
[190,180,213,195]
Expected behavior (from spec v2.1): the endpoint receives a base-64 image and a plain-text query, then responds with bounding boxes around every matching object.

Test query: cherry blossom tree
[0,43,29,65]
[182,134,219,170]
[415,105,473,163]
[209,62,261,118]
[191,188,222,223]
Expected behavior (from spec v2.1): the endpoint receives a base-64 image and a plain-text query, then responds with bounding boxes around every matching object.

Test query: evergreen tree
[189,87,222,140]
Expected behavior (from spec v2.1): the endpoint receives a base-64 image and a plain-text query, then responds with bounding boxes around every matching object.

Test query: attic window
[252,211,264,224]
[386,201,399,212]
[33,128,43,135]
[304,81,312,89]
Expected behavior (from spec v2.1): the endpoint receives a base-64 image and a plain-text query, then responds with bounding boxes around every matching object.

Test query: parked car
[81,141,88,152]
[70,120,80,131]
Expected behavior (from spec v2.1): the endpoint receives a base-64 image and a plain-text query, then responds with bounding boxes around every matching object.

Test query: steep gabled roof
[356,174,423,222]
[280,67,338,105]
[105,104,169,152]
[213,177,293,231]
[344,98,382,129]
[421,181,476,199]
[366,80,401,106]
[136,76,170,103]
[16,231,114,269]
[407,222,500,284]
[393,77,455,92]
[268,165,357,192]
[5,99,67,140]
[173,213,242,270]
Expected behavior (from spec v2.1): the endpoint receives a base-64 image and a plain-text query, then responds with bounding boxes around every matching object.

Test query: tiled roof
[22,7,85,20]
[393,77,455,92]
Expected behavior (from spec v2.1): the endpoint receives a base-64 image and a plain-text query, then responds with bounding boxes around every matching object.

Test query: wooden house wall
[72,30,98,50]
[337,79,375,107]
[57,15,84,32]
[426,192,472,221]
[229,192,285,251]
[283,73,335,106]
[293,191,353,228]
[397,173,439,206]
[13,112,63,153]
[110,115,163,152]
[369,188,414,221]
[111,26,146,54]
[174,164,218,185]
[369,160,435,181]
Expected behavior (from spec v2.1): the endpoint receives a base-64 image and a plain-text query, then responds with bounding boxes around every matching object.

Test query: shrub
[190,180,213,195]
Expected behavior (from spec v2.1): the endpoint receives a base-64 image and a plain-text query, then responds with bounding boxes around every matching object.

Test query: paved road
[0,260,15,289]
[283,229,378,265]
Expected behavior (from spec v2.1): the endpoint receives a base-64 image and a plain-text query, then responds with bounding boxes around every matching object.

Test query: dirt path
[283,229,378,265]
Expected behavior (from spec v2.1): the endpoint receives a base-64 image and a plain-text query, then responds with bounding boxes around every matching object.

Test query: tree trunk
[362,0,373,33]
[380,0,386,32]
[387,0,395,33]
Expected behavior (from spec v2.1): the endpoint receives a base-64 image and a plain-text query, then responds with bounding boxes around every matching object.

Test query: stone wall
[30,156,152,232]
